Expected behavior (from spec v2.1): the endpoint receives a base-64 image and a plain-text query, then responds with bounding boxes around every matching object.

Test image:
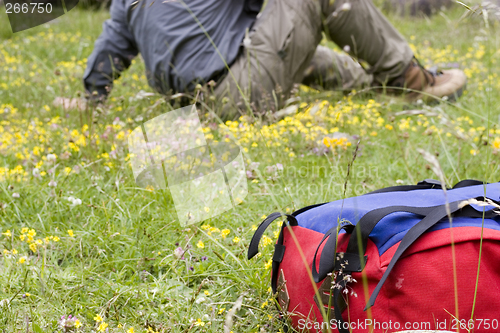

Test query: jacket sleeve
[83,0,138,100]
[244,0,264,14]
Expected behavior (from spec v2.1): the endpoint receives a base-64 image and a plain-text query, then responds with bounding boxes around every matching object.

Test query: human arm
[83,0,139,102]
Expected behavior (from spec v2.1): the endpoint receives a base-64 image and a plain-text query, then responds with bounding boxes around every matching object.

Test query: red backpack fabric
[248,180,500,332]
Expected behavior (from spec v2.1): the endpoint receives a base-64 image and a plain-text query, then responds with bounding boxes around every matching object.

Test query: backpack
[248,180,500,333]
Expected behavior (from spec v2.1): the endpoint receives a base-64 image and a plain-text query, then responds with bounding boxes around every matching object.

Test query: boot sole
[406,78,467,104]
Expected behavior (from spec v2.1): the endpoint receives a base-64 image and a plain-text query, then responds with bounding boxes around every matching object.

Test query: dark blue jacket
[83,0,263,97]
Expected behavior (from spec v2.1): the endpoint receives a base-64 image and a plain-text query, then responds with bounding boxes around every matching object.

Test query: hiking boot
[386,57,467,102]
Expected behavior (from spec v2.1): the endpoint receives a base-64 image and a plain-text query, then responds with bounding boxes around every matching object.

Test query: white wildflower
[195,296,206,304]
[341,2,351,11]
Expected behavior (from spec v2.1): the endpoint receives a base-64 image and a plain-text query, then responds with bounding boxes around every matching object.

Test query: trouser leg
[214,0,414,120]
[214,0,323,119]
[301,45,373,91]
[322,0,414,84]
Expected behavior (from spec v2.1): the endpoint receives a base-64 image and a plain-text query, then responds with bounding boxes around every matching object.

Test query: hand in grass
[53,97,88,111]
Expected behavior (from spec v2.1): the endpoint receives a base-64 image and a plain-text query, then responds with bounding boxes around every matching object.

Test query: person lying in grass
[82,0,467,119]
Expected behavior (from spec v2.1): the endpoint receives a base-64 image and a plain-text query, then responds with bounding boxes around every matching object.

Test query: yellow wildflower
[221,229,230,239]
[262,235,273,247]
[265,259,272,270]
[98,322,108,332]
[323,137,331,148]
[194,319,205,327]
[492,137,500,150]
[29,243,37,253]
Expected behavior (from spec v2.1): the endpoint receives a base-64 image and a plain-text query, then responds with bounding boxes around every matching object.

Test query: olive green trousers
[214,0,414,119]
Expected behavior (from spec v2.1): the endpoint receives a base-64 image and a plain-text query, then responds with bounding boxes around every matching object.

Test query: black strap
[333,276,349,333]
[365,179,444,195]
[311,226,338,282]
[247,203,325,260]
[314,205,436,282]
[452,179,486,188]
[247,212,297,260]
[345,205,437,257]
[346,201,499,258]
[291,202,328,217]
[271,225,286,294]
[312,223,362,283]
[337,180,489,275]
[365,198,499,310]
[248,204,325,293]
[247,212,298,293]
[366,179,486,195]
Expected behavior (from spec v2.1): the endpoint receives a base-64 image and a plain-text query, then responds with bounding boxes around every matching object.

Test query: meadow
[0,3,499,332]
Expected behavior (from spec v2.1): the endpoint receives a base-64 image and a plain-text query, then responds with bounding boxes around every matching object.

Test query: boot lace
[413,56,440,87]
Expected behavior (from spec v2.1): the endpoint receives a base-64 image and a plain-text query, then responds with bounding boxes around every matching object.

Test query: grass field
[0,3,500,332]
